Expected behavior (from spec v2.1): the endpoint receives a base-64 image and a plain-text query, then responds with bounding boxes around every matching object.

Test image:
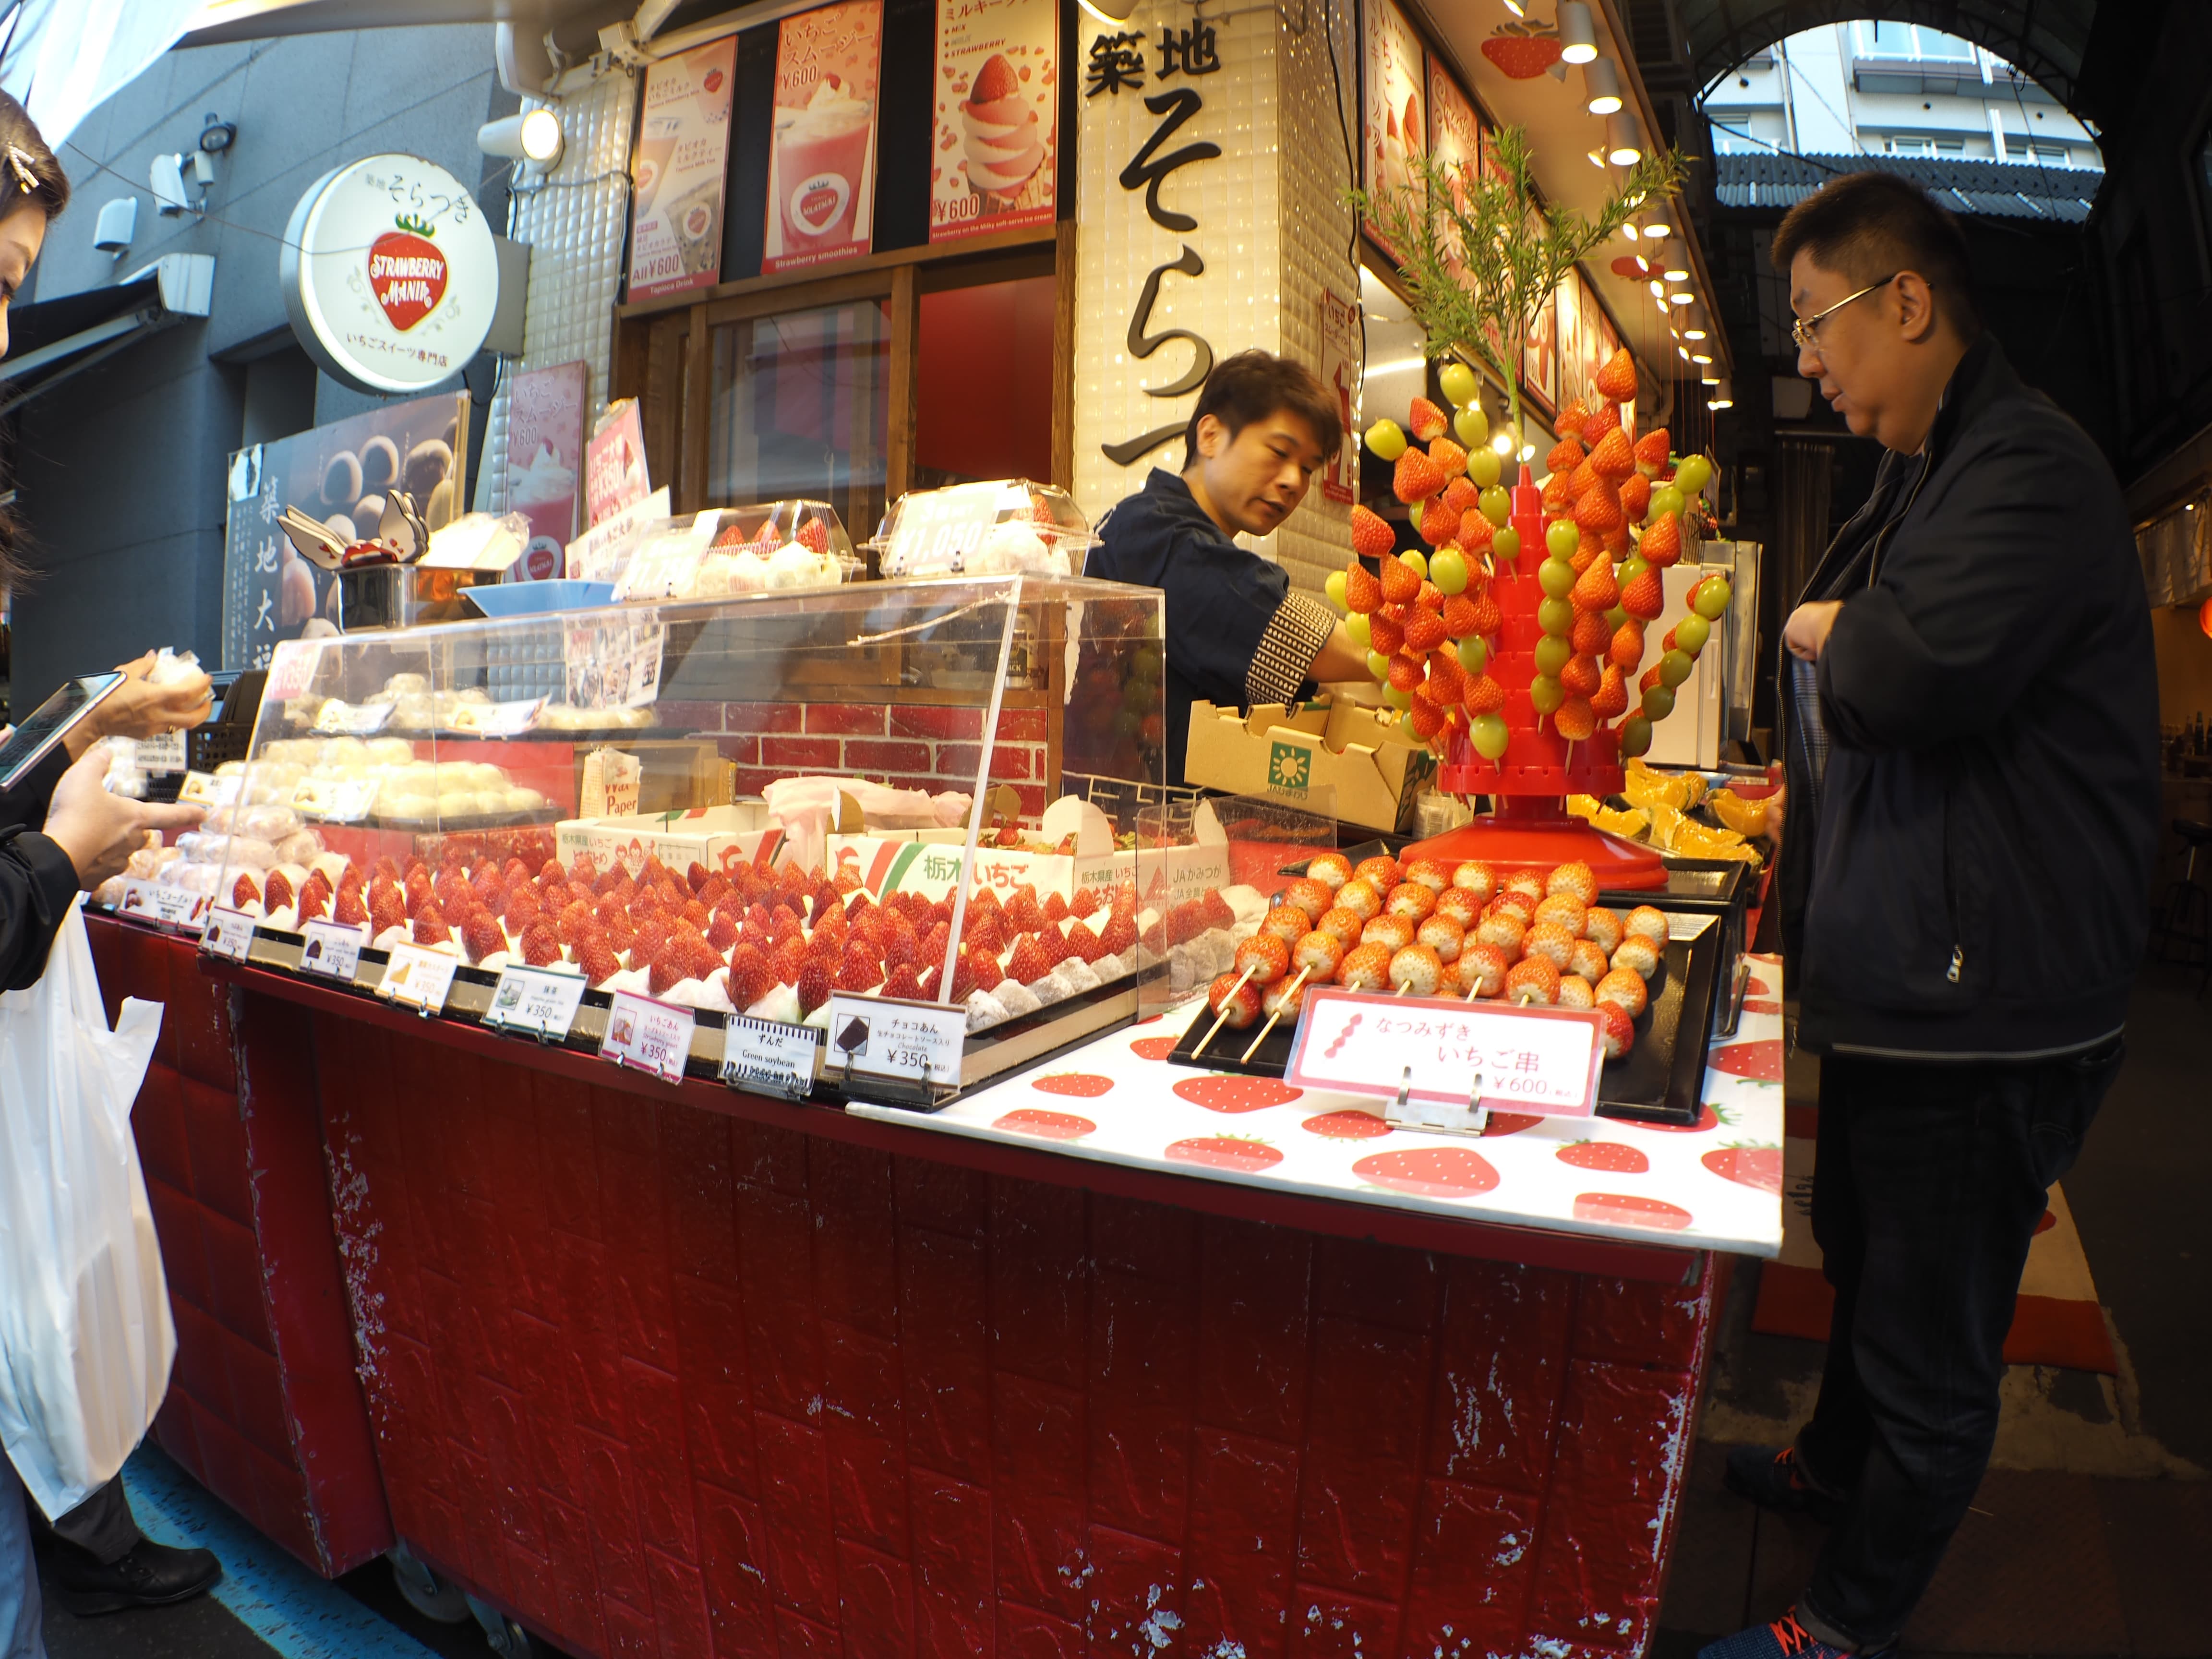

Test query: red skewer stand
[1403,463,1667,889]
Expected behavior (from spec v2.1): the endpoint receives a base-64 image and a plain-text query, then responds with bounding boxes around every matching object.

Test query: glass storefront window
[914,275,1055,487]
[708,298,890,542]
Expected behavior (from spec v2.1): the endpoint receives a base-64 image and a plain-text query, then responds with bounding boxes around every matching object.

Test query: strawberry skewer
[1190,963,1259,1057]
[1238,965,1312,1062]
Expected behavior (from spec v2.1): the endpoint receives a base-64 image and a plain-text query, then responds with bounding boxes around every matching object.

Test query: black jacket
[1778,334,2160,1058]
[0,744,81,989]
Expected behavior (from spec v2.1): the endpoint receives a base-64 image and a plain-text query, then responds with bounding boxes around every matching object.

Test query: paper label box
[557,804,781,878]
[1182,698,1433,833]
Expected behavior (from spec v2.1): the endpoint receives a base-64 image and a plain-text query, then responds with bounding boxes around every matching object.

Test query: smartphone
[0,673,127,790]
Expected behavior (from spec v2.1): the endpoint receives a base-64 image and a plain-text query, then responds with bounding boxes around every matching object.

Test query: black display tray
[1165,912,1723,1127]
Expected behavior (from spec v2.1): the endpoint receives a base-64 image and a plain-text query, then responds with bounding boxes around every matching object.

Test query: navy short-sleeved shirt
[1090,469,1333,785]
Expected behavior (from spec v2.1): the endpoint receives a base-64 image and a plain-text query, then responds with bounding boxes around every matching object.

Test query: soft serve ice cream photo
[763,0,884,273]
[930,0,1057,241]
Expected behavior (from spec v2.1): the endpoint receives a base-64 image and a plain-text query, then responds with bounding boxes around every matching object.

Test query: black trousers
[37,1476,142,1566]
[1793,1042,2123,1648]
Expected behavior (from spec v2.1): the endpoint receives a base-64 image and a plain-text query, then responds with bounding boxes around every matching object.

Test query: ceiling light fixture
[1583,57,1623,115]
[1670,289,1695,307]
[1606,113,1643,166]
[1708,376,1734,410]
[1683,302,1709,340]
[1558,1,1597,64]
[1660,240,1690,282]
[1643,203,1674,240]
[1691,350,1713,364]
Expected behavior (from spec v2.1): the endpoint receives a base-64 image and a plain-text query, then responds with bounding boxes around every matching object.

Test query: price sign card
[201,905,255,962]
[1286,987,1605,1119]
[291,775,379,823]
[312,699,395,736]
[136,729,189,773]
[299,920,368,982]
[377,943,458,1014]
[178,771,241,808]
[446,697,547,738]
[825,993,965,1091]
[122,881,209,932]
[721,1015,820,1100]
[600,990,696,1082]
[264,639,322,702]
[485,965,587,1040]
[878,481,1002,576]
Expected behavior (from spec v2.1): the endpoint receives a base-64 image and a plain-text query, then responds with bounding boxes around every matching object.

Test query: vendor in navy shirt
[1089,351,1369,785]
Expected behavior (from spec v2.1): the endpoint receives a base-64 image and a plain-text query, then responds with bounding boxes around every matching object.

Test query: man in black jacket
[1703,176,2159,1658]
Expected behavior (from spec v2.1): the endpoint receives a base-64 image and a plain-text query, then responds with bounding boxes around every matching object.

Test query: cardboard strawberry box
[556,804,781,879]
[1182,697,1433,833]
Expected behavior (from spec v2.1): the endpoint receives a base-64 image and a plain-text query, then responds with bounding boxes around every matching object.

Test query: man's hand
[1783,601,1844,663]
[65,653,215,757]
[41,742,206,889]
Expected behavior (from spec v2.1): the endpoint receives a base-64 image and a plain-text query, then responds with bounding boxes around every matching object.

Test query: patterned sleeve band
[1244,592,1337,708]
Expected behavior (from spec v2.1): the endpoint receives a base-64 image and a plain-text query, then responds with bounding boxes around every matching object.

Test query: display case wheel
[387,1540,470,1623]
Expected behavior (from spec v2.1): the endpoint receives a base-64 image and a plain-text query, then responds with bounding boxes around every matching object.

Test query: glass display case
[172,577,1276,1097]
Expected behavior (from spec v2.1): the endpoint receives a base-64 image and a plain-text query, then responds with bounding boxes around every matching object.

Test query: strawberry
[1042,891,1070,924]
[1467,594,1503,636]
[1557,1140,1651,1174]
[1382,557,1424,609]
[729,957,779,1011]
[1065,919,1106,962]
[1642,664,1665,693]
[1343,558,1382,612]
[1561,653,1602,697]
[556,899,595,948]
[1596,347,1639,403]
[1392,448,1444,505]
[1639,511,1682,568]
[1427,437,1467,478]
[413,903,450,946]
[294,884,329,924]
[1619,472,1651,522]
[1424,650,1466,705]
[963,916,1005,962]
[1407,694,1446,740]
[1005,887,1046,934]
[1580,405,1621,446]
[519,922,562,967]
[231,873,262,910]
[1557,399,1589,433]
[1464,673,1506,715]
[1634,428,1671,477]
[796,517,830,555]
[1542,471,1574,516]
[1037,922,1074,968]
[1587,425,1635,480]
[1139,920,1167,959]
[880,963,924,1001]
[577,936,620,987]
[1070,886,1102,920]
[1443,476,1480,514]
[571,852,601,886]
[707,908,740,952]
[335,886,370,928]
[681,897,710,931]
[1570,532,1604,575]
[461,912,505,964]
[1441,594,1480,639]
[1100,912,1138,957]
[774,935,808,985]
[1368,609,1406,655]
[1456,508,1493,550]
[1610,620,1646,670]
[796,955,833,1014]
[1481,31,1562,78]
[1402,608,1446,654]
[1006,935,1052,985]
[1388,652,1425,692]
[1591,663,1629,719]
[1406,396,1448,442]
[369,884,407,937]
[920,921,951,964]
[1571,609,1613,657]
[1546,437,1586,475]
[502,880,539,931]
[1552,697,1597,742]
[1418,498,1460,546]
[836,944,882,993]
[1574,485,1623,534]
[1613,568,1660,627]
[1571,560,1619,613]
[948,949,981,1003]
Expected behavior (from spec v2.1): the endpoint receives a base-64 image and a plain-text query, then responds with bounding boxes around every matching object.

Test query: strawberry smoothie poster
[505,361,586,579]
[627,36,737,300]
[764,0,884,274]
[1362,0,1424,261]
[929,0,1057,242]
[1425,58,1480,282]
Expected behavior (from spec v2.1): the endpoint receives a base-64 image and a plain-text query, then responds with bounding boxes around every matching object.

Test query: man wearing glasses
[1703,174,2159,1659]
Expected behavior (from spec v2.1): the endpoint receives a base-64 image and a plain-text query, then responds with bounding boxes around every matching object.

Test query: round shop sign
[281,154,497,395]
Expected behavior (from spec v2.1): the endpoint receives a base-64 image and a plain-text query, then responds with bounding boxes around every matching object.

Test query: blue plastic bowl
[462,580,616,618]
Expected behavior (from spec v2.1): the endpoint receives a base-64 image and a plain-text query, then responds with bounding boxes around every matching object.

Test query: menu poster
[585,398,651,527]
[505,361,587,579]
[1553,270,1587,414]
[1521,284,1557,417]
[220,391,469,670]
[930,0,1056,241]
[1425,58,1481,284]
[1317,286,1362,505]
[628,36,738,301]
[1362,0,1425,258]
[763,0,884,275]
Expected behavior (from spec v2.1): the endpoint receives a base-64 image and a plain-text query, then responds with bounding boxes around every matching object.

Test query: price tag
[264,639,322,702]
[137,729,189,773]
[484,965,587,1040]
[313,699,395,735]
[178,771,241,807]
[377,942,457,1014]
[201,904,254,961]
[117,880,156,921]
[825,993,965,1091]
[878,481,1003,575]
[446,697,546,737]
[291,775,379,823]
[132,883,210,932]
[1285,986,1605,1120]
[720,1015,820,1100]
[599,990,696,1083]
[299,920,368,982]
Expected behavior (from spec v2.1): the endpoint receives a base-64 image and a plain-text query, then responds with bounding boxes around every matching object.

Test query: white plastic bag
[0,899,174,1518]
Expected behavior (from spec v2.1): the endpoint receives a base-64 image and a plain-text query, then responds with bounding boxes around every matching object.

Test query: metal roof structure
[1714,150,2104,221]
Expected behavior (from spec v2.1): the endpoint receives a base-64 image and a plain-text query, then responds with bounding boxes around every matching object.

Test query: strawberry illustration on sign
[1481,21,1564,79]
[1709,1039,1784,1082]
[1032,1072,1113,1098]
[1171,1075,1303,1114]
[1574,1192,1693,1230]
[368,216,447,332]
[1556,1140,1650,1174]
[1166,1136,1284,1173]
[1300,1109,1391,1140]
[1702,1143,1782,1192]
[992,1108,1095,1139]
[1129,1036,1178,1061]
[1352,1147,1500,1198]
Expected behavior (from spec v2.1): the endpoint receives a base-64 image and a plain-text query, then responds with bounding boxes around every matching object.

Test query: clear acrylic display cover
[182,577,1268,1096]
[872,481,1100,577]
[613,500,856,602]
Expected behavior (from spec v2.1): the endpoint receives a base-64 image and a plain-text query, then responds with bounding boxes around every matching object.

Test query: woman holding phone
[0,93,225,1651]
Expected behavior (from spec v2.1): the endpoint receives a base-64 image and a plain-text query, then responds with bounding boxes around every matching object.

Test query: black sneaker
[49,1539,223,1616]
[1723,1443,1847,1523]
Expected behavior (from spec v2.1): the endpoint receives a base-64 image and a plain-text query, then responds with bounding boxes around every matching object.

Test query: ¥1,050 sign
[282,154,498,395]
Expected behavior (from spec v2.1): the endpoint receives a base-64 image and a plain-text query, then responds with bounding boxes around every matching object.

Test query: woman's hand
[1782,601,1843,663]
[40,742,205,889]
[64,652,215,757]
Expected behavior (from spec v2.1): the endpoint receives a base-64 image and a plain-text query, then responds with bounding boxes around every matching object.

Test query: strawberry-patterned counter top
[850,954,1787,1258]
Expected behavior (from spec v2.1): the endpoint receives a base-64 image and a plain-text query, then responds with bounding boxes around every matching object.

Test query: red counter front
[178,952,1731,1659]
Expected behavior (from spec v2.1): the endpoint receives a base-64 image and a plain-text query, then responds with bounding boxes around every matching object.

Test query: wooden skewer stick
[1190,962,1258,1058]
[1239,965,1311,1063]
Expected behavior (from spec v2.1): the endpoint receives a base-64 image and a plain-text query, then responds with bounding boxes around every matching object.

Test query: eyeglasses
[1790,274,1900,351]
